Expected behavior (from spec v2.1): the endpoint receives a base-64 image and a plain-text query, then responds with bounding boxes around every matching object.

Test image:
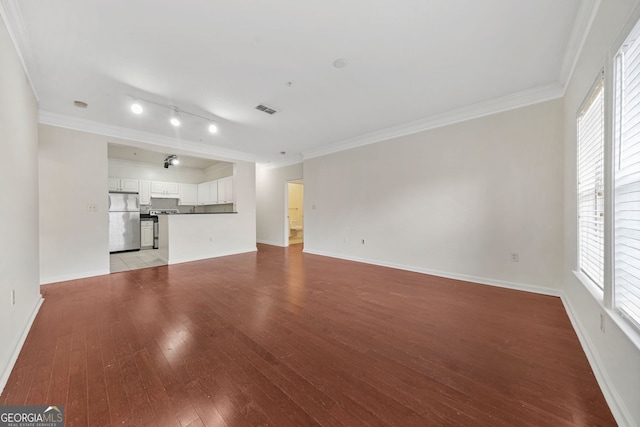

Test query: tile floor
[109,248,166,273]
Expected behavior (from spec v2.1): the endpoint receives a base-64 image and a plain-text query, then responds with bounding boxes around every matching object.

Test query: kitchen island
[157,213,257,265]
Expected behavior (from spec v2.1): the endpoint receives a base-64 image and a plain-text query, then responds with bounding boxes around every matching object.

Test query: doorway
[287,181,304,245]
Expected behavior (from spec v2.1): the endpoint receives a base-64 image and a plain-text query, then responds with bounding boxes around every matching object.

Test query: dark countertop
[142,212,237,217]
[171,212,238,215]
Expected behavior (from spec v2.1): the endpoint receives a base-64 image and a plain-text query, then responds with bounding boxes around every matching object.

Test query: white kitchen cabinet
[109,178,139,192]
[151,181,180,198]
[139,180,151,205]
[197,180,218,205]
[179,183,198,205]
[141,220,154,248]
[217,176,234,204]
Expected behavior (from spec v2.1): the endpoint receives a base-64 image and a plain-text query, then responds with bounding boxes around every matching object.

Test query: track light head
[164,155,179,168]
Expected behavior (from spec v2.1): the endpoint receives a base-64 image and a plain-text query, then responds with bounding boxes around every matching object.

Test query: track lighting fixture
[129,96,219,137]
[164,154,180,168]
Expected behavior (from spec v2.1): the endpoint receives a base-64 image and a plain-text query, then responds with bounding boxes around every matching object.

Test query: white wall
[0,18,43,394]
[39,125,110,284]
[204,163,234,181]
[562,1,640,425]
[256,163,304,246]
[304,99,565,293]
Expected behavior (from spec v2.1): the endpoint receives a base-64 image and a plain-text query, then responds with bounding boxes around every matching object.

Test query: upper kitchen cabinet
[179,183,198,205]
[109,178,139,193]
[151,181,180,198]
[139,180,151,205]
[217,176,234,204]
[197,181,218,205]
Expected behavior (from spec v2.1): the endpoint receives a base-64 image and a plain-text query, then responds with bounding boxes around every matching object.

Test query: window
[577,75,605,289]
[613,21,640,329]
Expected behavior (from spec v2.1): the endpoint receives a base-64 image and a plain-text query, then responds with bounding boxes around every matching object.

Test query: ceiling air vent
[255,104,277,115]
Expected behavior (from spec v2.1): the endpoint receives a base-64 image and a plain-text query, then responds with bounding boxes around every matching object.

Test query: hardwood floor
[1,244,615,426]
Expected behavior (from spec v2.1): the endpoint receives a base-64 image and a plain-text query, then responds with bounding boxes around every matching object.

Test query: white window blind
[614,22,640,329]
[577,76,605,289]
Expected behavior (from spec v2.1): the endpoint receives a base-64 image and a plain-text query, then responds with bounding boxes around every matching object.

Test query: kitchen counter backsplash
[143,197,234,214]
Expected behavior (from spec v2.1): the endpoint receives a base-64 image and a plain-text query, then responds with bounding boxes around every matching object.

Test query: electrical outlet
[87,203,97,212]
[361,239,365,245]
[510,253,519,262]
[11,289,15,306]
[600,312,605,333]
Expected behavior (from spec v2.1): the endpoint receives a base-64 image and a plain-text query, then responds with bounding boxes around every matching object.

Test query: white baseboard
[167,247,257,265]
[0,295,44,395]
[561,296,633,427]
[256,239,286,247]
[302,248,561,297]
[40,268,110,285]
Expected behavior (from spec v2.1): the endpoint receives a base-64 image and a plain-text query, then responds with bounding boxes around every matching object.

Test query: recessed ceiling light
[170,109,181,127]
[333,58,348,69]
[131,103,143,114]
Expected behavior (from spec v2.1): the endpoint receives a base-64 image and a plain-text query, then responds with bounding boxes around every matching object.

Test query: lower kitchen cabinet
[141,220,154,248]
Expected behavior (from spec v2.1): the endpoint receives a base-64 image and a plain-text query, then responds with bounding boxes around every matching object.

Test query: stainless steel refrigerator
[109,192,141,253]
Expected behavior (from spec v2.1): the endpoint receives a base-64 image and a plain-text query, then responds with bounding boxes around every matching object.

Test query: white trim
[39,111,256,163]
[302,248,561,297]
[0,0,39,101]
[561,295,634,427]
[204,162,234,175]
[302,83,564,160]
[0,295,44,395]
[558,0,601,89]
[108,157,206,176]
[256,157,304,170]
[256,239,287,247]
[166,247,257,265]
[40,269,111,285]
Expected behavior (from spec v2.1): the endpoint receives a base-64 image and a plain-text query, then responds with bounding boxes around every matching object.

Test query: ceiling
[4,0,592,165]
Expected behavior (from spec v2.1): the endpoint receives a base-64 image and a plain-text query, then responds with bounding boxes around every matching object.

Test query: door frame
[285,179,304,247]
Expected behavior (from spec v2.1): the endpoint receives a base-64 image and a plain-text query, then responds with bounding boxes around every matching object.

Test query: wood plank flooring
[1,244,616,426]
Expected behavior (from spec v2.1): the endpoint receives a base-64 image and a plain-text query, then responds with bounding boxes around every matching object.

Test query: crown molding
[558,0,601,90]
[0,0,40,101]
[39,110,256,163]
[107,157,206,175]
[256,156,304,170]
[303,82,564,160]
